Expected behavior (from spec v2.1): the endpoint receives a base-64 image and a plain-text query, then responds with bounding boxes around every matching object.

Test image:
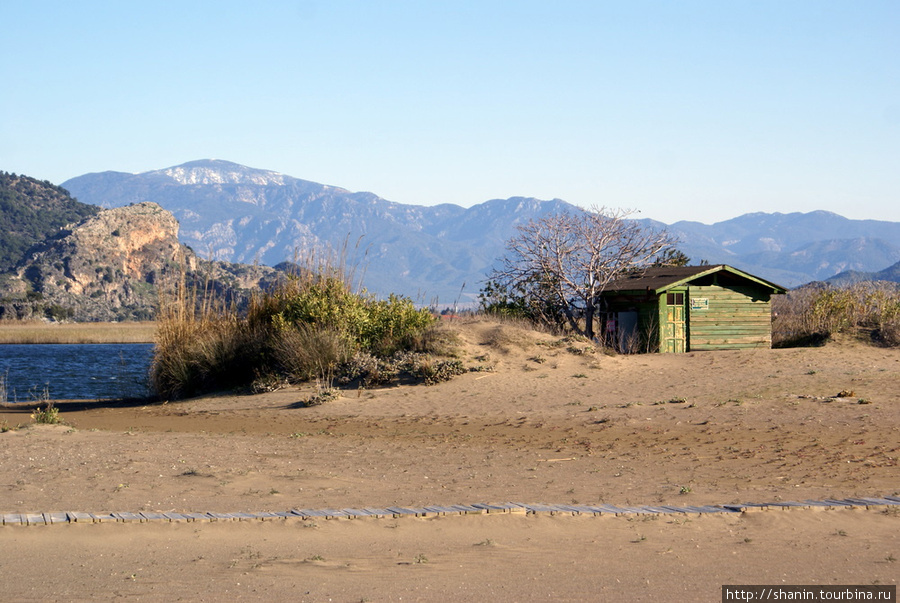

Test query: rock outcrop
[1,202,281,321]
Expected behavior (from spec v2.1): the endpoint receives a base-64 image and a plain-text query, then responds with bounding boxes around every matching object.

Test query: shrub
[364,294,436,355]
[272,324,350,384]
[151,265,441,400]
[340,352,399,387]
[259,275,434,356]
[31,402,60,424]
[337,351,467,388]
[150,279,267,399]
[773,282,900,347]
[876,320,900,347]
[410,357,467,385]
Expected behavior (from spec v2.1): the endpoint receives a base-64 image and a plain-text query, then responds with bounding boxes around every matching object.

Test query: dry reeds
[0,321,156,344]
[151,275,264,399]
[150,253,440,400]
[772,282,900,347]
[272,325,350,385]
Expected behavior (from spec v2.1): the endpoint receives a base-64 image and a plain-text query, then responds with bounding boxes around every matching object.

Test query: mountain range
[643,214,900,289]
[824,261,900,287]
[61,160,900,299]
[0,173,284,321]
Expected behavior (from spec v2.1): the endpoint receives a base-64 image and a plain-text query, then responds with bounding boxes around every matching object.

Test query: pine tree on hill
[0,171,100,272]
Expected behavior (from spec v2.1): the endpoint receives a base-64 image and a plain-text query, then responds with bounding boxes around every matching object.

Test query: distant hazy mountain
[641,212,900,288]
[825,260,900,287]
[63,160,573,302]
[63,160,900,295]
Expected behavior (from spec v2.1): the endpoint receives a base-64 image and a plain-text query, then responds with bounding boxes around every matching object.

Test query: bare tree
[485,207,677,339]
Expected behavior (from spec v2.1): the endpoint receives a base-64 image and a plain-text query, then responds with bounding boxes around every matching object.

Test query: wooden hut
[600,265,786,353]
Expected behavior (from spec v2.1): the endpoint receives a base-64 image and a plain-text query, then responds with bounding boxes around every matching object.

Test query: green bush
[265,276,434,355]
[151,269,442,400]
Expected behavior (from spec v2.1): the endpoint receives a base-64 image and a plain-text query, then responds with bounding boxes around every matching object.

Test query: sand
[2,319,898,601]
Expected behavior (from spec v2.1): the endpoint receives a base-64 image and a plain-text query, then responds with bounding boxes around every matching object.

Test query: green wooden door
[663,292,686,353]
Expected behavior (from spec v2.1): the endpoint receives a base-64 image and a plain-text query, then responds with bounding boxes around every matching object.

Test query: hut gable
[601,265,786,353]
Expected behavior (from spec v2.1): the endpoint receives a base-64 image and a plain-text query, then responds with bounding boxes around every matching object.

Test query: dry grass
[150,277,260,400]
[457,314,559,354]
[272,325,350,384]
[483,323,536,353]
[773,282,900,347]
[0,321,156,344]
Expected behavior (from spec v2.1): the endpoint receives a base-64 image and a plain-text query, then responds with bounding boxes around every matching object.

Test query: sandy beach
[2,319,898,601]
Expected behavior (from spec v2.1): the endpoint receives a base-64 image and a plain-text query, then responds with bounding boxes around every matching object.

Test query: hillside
[0,201,283,321]
[0,172,99,272]
[825,260,900,286]
[64,160,900,293]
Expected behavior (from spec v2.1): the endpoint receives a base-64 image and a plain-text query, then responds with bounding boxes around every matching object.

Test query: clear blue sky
[2,1,897,224]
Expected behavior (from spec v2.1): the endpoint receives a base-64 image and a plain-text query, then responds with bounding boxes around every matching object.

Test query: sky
[1,1,897,224]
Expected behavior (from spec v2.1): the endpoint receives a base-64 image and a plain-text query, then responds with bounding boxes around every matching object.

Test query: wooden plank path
[3,497,899,526]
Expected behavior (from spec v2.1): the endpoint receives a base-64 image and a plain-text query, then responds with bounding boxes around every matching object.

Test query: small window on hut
[666,292,684,305]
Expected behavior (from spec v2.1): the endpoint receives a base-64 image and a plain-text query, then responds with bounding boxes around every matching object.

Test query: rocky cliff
[1,202,281,321]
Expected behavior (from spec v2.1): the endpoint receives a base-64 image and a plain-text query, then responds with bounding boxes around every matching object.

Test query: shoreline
[0,321,156,344]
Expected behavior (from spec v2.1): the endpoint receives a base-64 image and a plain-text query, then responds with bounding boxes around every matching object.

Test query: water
[0,343,154,401]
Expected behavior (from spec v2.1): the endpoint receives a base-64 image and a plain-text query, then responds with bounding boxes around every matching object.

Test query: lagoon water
[0,343,154,401]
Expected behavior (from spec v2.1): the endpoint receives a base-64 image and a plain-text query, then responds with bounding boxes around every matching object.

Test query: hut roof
[604,265,787,294]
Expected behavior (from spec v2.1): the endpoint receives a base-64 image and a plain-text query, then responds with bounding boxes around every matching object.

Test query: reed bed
[0,321,156,344]
[772,281,900,347]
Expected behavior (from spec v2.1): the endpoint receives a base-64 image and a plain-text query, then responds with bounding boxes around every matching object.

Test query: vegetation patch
[295,388,340,408]
[31,402,61,425]
[773,282,900,348]
[151,264,461,400]
[482,323,536,353]
[0,172,99,273]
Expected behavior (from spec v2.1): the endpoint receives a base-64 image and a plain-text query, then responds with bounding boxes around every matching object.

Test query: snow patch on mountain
[160,164,286,187]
